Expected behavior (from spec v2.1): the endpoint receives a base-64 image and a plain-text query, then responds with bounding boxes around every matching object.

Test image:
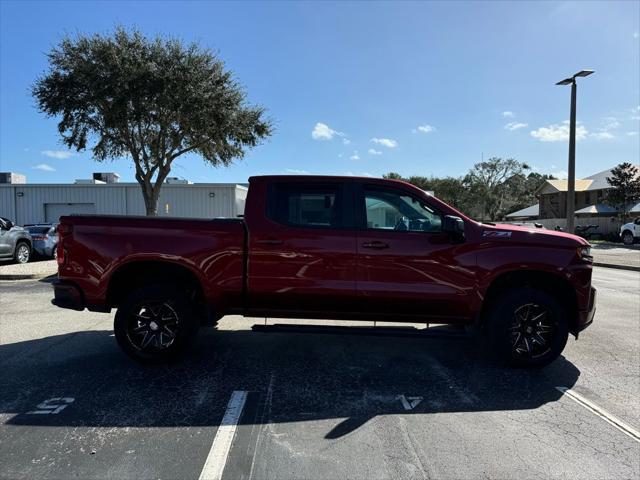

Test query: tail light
[56,222,72,268]
[57,223,73,236]
[57,243,65,266]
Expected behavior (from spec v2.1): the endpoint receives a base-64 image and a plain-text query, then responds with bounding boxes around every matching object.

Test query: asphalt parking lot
[0,267,638,480]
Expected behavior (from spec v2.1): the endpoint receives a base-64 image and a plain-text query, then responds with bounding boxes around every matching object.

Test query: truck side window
[269,183,343,228]
[364,187,442,233]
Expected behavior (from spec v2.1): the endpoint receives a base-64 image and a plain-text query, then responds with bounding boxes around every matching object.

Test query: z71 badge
[483,230,512,238]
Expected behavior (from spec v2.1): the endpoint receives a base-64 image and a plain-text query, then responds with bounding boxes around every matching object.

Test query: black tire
[14,242,31,264]
[114,285,199,364]
[485,287,568,368]
[622,231,634,246]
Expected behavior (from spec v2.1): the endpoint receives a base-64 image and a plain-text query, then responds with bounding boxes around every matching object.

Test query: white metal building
[0,178,248,225]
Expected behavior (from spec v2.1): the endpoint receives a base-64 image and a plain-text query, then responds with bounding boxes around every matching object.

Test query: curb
[0,273,57,281]
[0,274,40,280]
[593,262,640,272]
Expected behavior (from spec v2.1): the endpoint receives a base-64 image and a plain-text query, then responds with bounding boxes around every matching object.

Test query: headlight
[577,246,592,262]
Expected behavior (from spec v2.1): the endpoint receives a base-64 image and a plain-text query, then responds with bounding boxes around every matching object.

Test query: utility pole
[556,70,593,233]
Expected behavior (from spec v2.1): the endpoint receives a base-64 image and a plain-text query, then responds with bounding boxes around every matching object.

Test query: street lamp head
[557,70,594,85]
[556,78,574,86]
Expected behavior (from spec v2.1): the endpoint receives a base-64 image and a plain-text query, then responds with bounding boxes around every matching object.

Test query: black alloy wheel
[115,285,198,363]
[486,287,568,368]
[509,303,555,360]
[126,301,180,352]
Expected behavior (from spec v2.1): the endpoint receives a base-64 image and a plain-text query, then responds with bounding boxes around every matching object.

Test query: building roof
[505,203,539,218]
[539,165,640,194]
[574,203,618,214]
[541,179,593,194]
[584,167,617,191]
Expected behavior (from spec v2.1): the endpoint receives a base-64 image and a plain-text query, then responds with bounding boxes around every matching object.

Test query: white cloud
[587,116,620,140]
[504,122,528,131]
[32,163,56,172]
[41,150,73,159]
[551,170,568,180]
[634,32,639,39]
[415,124,435,134]
[368,148,382,155]
[311,122,345,141]
[350,151,360,161]
[370,138,398,148]
[530,121,587,142]
[284,168,309,174]
[626,131,639,136]
[502,111,515,118]
[602,116,620,130]
[342,138,351,145]
[590,131,614,140]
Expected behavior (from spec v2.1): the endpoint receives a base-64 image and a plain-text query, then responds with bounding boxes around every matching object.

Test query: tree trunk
[141,182,159,216]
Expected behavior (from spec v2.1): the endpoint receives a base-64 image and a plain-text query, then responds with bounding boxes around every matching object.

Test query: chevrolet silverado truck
[52,175,596,367]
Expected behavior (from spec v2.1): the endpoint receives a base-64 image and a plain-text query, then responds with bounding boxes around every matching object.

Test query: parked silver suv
[0,217,32,264]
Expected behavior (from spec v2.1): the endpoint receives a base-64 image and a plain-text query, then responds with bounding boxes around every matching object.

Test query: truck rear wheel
[486,287,568,368]
[114,285,198,364]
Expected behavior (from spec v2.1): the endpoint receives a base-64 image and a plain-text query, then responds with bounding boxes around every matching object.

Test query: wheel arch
[106,260,206,308]
[480,269,579,334]
[15,237,32,249]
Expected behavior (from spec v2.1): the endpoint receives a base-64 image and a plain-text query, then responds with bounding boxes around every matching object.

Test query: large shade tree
[33,27,272,215]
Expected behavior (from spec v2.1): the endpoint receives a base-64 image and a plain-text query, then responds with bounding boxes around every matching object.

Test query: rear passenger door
[247,180,357,315]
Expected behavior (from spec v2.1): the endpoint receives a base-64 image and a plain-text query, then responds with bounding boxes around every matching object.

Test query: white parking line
[556,386,640,443]
[199,390,248,480]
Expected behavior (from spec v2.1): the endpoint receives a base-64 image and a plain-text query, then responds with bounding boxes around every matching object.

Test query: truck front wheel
[622,231,634,246]
[114,285,198,364]
[486,288,568,368]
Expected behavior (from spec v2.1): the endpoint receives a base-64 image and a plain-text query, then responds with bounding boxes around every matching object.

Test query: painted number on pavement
[27,397,75,415]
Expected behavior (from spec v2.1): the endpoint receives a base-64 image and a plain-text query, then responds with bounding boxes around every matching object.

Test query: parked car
[620,218,640,246]
[0,217,32,264]
[51,175,596,368]
[24,223,59,259]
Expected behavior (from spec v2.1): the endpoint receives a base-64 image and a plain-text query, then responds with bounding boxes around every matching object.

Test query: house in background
[537,167,630,219]
[505,165,640,233]
[504,203,539,222]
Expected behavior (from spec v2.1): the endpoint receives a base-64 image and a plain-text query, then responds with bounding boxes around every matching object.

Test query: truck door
[355,183,474,322]
[246,180,357,315]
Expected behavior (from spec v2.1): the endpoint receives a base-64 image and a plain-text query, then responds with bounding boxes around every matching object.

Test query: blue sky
[0,0,638,184]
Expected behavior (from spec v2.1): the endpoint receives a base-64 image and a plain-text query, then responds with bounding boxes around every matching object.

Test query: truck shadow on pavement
[1,326,580,439]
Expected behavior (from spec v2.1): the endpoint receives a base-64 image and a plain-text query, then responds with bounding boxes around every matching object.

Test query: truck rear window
[268,183,343,228]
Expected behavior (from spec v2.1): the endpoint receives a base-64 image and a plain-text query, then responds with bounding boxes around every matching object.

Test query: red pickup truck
[52,175,596,367]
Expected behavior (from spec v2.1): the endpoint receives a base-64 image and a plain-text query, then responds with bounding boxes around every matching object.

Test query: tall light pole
[556,70,594,232]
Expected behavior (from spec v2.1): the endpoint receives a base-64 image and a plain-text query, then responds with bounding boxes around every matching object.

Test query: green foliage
[32,27,272,215]
[384,158,553,221]
[606,162,640,220]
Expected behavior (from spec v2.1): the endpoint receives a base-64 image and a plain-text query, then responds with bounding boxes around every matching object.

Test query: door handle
[362,241,389,249]
[256,238,284,246]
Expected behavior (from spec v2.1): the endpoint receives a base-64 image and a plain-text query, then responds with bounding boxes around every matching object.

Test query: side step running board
[251,323,471,339]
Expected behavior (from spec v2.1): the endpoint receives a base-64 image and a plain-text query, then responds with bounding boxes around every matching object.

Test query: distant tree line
[384,158,555,222]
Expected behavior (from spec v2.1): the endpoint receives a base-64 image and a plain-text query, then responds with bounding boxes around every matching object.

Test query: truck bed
[55,215,247,311]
